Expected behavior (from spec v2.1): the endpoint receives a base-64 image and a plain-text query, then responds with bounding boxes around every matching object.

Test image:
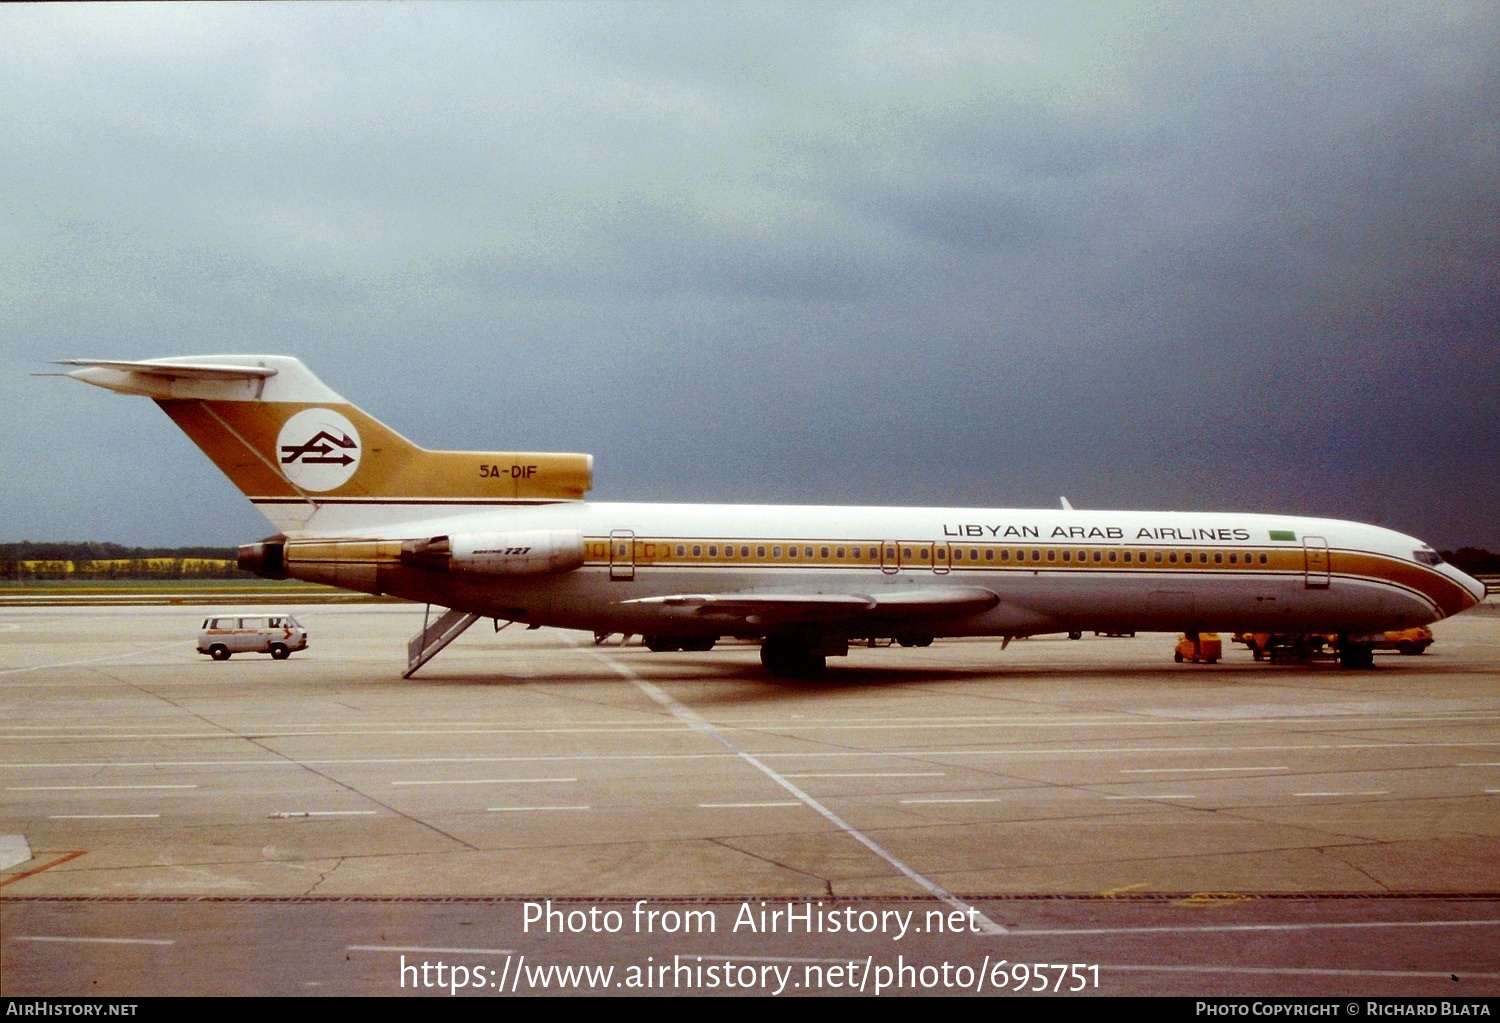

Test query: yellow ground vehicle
[1372,626,1433,655]
[1234,627,1432,662]
[1174,633,1222,663]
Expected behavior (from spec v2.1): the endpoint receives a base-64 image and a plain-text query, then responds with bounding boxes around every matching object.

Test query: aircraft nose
[1457,569,1488,611]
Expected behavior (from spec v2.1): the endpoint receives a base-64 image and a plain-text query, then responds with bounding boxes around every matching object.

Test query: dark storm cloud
[2,2,1496,548]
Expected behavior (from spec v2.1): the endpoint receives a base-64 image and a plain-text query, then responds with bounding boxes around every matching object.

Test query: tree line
[1,542,243,580]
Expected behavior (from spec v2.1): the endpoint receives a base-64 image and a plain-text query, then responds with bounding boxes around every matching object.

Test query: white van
[198,614,308,660]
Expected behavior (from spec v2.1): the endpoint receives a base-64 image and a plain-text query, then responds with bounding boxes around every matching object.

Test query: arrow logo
[281,430,358,466]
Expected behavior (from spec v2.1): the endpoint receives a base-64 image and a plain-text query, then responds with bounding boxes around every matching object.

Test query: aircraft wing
[620,586,999,626]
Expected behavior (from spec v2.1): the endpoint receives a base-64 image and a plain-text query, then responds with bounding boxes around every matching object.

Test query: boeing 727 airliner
[61,355,1485,676]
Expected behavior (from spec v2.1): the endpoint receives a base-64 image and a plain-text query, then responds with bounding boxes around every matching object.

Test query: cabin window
[692,545,702,557]
[1031,550,1041,562]
[1047,550,1056,562]
[675,545,685,557]
[1062,550,1072,562]
[1214,552,1223,564]
[740,545,750,557]
[788,546,798,559]
[707,545,718,557]
[985,549,995,561]
[757,546,767,557]
[1107,551,1117,563]
[821,546,830,559]
[1229,553,1238,564]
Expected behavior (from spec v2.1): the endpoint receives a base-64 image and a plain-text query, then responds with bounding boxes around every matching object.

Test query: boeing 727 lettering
[60,355,1486,676]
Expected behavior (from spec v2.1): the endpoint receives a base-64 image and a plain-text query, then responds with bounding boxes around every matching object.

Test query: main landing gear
[759,635,826,677]
[1337,636,1375,669]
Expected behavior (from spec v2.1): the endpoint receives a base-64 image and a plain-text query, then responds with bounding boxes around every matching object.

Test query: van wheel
[1174,651,1184,663]
[269,644,290,660]
[209,645,230,661]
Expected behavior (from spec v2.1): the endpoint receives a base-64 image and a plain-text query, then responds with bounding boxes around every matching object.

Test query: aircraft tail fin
[61,356,593,534]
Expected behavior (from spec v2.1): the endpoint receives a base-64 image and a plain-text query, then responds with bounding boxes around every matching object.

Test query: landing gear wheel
[1339,642,1375,669]
[680,637,717,652]
[644,636,682,652]
[760,637,825,678]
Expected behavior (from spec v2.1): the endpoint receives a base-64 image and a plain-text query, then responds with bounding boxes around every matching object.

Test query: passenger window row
[595,541,1275,568]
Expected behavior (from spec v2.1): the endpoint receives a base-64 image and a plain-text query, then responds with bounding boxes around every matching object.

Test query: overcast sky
[4,2,1496,550]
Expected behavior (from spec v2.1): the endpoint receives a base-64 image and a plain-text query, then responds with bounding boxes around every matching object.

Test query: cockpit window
[1414,550,1443,566]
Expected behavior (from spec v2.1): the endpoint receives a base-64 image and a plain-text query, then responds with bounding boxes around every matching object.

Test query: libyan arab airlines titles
[944,523,1255,542]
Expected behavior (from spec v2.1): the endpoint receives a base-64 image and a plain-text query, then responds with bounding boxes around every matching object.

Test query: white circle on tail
[276,408,361,492]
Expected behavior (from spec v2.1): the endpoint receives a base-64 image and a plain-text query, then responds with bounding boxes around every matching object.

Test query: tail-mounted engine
[401,530,585,575]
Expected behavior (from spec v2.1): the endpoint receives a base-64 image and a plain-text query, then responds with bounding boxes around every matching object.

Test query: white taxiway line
[782,772,946,779]
[575,640,1009,936]
[1120,767,1287,773]
[14,936,175,946]
[486,805,590,812]
[0,643,187,676]
[7,784,197,791]
[390,778,577,786]
[349,944,516,955]
[1293,791,1390,797]
[47,813,160,820]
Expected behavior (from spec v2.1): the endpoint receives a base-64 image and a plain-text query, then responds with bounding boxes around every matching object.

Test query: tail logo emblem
[277,408,362,491]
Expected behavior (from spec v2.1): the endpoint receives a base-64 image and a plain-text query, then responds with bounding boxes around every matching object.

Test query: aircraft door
[933,544,950,575]
[610,529,635,582]
[880,541,899,575]
[1303,536,1330,589]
